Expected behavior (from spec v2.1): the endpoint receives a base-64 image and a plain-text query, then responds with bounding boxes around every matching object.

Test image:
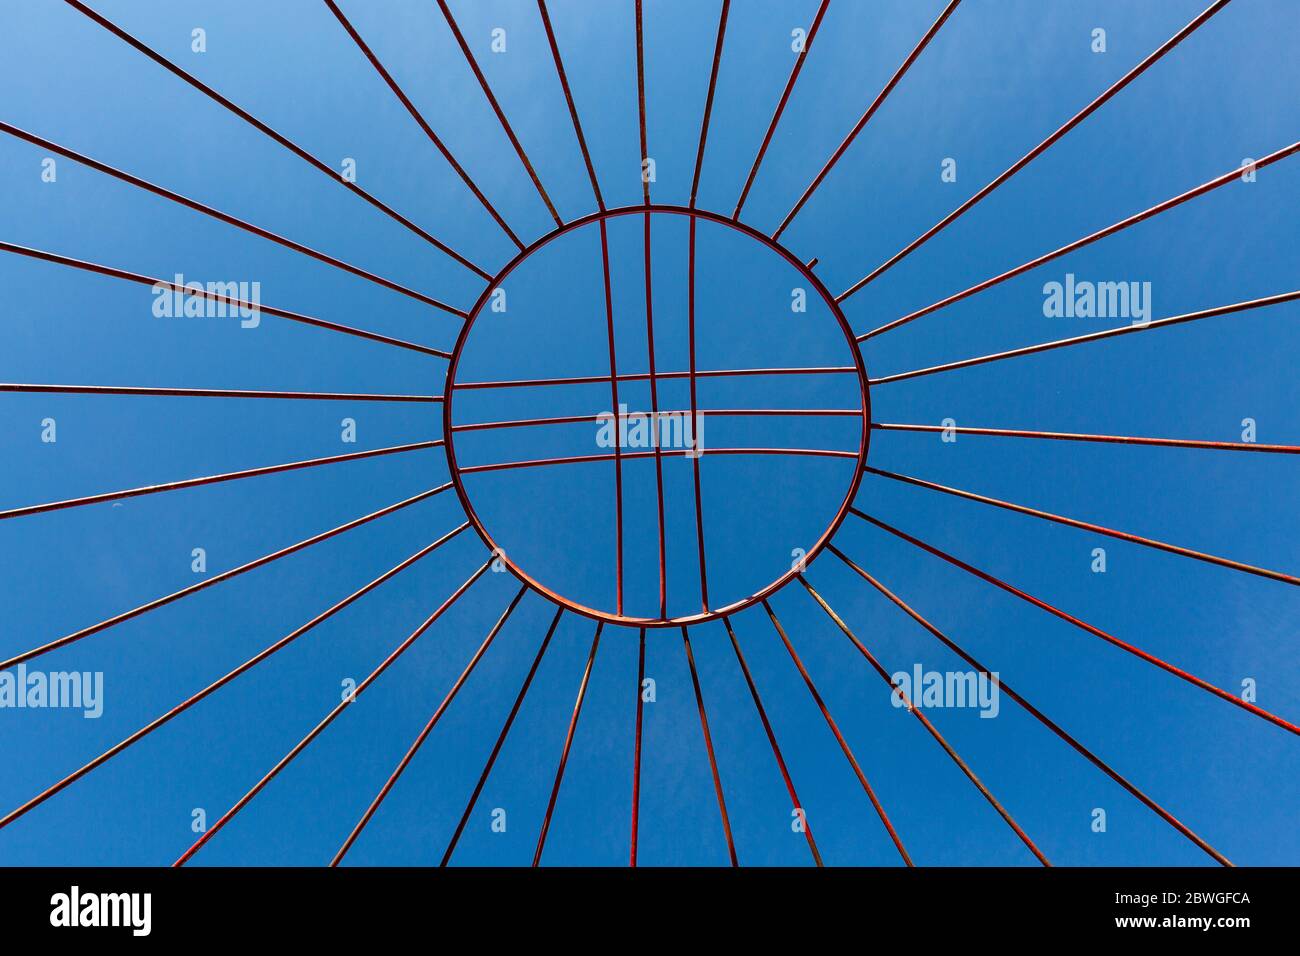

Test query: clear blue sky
[0,0,1296,866]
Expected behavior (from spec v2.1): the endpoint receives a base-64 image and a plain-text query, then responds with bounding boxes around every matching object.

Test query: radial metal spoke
[866,466,1300,586]
[843,0,1234,297]
[174,558,492,866]
[0,122,467,319]
[772,0,963,241]
[868,290,1300,385]
[331,585,528,865]
[436,0,561,227]
[599,219,625,613]
[441,606,563,866]
[459,446,858,475]
[0,383,442,403]
[454,365,858,391]
[828,545,1233,866]
[534,621,603,866]
[0,440,441,522]
[851,511,1300,737]
[630,627,646,866]
[0,241,451,359]
[321,0,522,251]
[855,141,1300,336]
[797,578,1051,865]
[644,213,668,618]
[682,625,737,865]
[537,0,604,210]
[63,0,489,277]
[872,422,1300,454]
[733,0,830,220]
[689,0,731,209]
[762,601,911,866]
[635,0,649,206]
[723,617,822,865]
[0,527,468,832]
[0,485,454,672]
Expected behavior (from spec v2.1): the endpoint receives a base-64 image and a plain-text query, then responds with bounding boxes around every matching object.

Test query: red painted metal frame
[687,219,709,611]
[65,0,490,277]
[322,0,523,252]
[635,0,650,207]
[0,383,443,402]
[0,526,470,834]
[681,625,737,865]
[723,617,822,865]
[5,0,1282,870]
[798,577,1051,866]
[733,0,831,221]
[642,211,669,619]
[537,0,604,211]
[453,408,861,432]
[689,0,730,210]
[441,607,564,867]
[856,141,1300,338]
[866,466,1300,586]
[441,204,871,628]
[763,600,912,866]
[0,441,441,522]
[331,585,529,866]
[454,366,858,391]
[828,545,1231,866]
[868,290,1300,385]
[457,447,860,475]
[0,485,456,672]
[629,627,647,866]
[0,241,451,359]
[598,219,626,613]
[534,622,603,866]
[175,559,493,866]
[872,422,1300,455]
[851,511,1299,736]
[0,121,468,319]
[841,0,1234,299]
[772,0,964,241]
[436,0,563,228]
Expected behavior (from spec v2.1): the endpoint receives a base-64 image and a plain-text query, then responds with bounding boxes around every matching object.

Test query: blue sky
[0,0,1296,866]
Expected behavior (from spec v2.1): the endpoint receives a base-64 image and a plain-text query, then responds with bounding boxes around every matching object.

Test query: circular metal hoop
[442,203,872,628]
